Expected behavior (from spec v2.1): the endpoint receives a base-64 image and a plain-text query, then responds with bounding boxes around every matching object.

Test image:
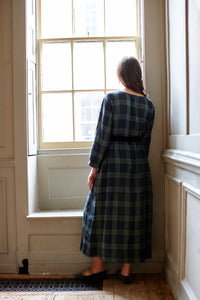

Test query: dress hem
[80,249,151,264]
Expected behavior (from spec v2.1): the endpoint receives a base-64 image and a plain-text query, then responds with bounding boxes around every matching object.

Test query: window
[38,0,141,149]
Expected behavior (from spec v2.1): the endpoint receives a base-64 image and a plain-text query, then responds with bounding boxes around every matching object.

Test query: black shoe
[76,270,107,281]
[116,270,134,284]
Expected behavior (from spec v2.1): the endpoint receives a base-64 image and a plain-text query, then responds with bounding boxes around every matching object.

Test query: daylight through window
[38,0,141,149]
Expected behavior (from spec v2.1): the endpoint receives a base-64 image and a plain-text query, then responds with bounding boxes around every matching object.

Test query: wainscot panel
[163,150,200,300]
[0,166,17,273]
[165,175,182,278]
[37,153,90,210]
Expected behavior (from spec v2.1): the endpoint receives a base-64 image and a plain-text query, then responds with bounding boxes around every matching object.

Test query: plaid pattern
[80,91,155,263]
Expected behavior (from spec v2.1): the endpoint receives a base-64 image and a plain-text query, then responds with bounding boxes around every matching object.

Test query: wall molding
[165,177,200,300]
[0,264,17,273]
[0,160,15,168]
[0,0,14,159]
[38,153,90,210]
[165,174,182,279]
[179,182,200,281]
[27,210,83,219]
[162,149,200,175]
[0,177,8,253]
[180,182,200,296]
[165,255,195,300]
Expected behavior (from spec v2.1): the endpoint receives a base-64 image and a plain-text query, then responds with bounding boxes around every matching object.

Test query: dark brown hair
[117,56,147,96]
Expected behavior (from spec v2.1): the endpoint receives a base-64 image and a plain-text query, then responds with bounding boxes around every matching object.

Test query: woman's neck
[121,87,144,97]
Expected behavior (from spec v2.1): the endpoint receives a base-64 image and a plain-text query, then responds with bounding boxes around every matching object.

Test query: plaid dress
[80,91,155,263]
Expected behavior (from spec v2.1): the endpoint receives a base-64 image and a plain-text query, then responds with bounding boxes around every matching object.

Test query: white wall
[164,1,200,299]
[0,0,17,273]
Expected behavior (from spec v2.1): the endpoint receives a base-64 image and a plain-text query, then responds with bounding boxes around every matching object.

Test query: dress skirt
[80,141,153,263]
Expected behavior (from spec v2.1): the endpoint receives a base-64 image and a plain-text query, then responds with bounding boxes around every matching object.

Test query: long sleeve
[141,104,155,157]
[89,96,112,168]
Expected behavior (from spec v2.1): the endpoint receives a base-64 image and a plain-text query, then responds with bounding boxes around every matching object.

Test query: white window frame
[37,0,142,149]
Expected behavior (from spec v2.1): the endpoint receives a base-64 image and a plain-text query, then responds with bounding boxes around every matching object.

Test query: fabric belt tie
[111,136,142,142]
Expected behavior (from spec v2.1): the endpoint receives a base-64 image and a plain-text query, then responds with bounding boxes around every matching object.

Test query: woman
[79,56,155,284]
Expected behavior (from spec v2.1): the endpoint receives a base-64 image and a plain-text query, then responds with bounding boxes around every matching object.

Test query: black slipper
[76,270,107,281]
[116,270,134,284]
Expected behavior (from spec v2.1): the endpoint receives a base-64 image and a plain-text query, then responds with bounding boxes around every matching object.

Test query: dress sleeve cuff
[88,160,98,168]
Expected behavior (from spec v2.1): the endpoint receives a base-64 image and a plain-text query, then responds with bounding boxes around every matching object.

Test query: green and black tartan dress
[80,91,155,263]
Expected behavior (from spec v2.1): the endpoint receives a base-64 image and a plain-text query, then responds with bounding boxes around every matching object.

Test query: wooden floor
[0,273,174,300]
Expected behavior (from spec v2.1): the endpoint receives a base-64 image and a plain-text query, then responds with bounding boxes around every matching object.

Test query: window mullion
[71,41,75,142]
[136,0,141,60]
[135,38,140,62]
[39,36,139,43]
[104,0,106,36]
[72,0,75,36]
[37,0,41,39]
[37,0,41,145]
[38,39,43,149]
[104,40,107,93]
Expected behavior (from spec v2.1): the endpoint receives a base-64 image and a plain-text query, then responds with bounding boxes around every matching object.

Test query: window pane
[41,0,72,38]
[105,0,137,36]
[73,42,104,90]
[74,92,104,141]
[41,43,72,91]
[106,41,137,89]
[42,93,73,142]
[74,0,104,37]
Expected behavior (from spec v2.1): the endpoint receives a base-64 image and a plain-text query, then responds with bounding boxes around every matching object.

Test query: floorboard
[143,274,163,299]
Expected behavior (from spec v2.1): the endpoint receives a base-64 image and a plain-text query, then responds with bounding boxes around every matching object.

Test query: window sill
[27,209,83,219]
[37,147,91,156]
[162,149,200,175]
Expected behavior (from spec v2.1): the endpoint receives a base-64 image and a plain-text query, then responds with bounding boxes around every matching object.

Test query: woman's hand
[88,168,97,190]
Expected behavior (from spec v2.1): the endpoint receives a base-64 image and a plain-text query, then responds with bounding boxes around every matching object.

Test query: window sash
[37,0,141,149]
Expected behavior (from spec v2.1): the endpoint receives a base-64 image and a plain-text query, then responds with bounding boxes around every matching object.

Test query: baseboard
[0,264,17,274]
[29,261,164,275]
